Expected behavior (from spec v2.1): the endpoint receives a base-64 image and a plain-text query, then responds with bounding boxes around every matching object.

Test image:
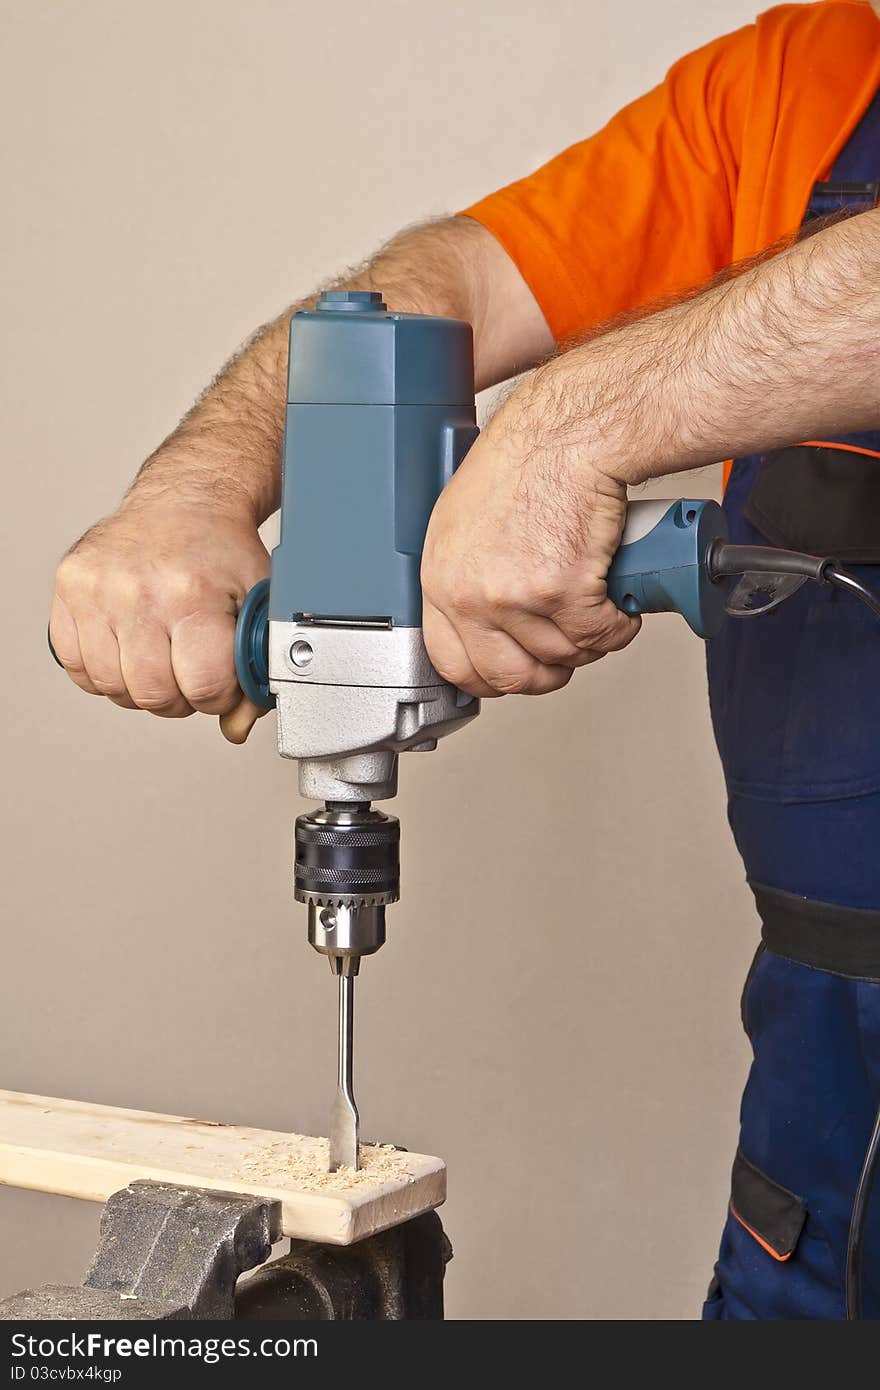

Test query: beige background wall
[1,0,760,1318]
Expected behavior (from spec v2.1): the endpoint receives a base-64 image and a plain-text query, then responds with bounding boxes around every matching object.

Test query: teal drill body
[270,289,479,627]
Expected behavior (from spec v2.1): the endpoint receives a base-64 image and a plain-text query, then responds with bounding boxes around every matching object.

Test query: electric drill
[234,290,481,1168]
[233,290,736,1170]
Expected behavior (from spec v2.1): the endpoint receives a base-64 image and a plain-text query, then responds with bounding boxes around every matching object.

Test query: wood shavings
[235,1137,416,1192]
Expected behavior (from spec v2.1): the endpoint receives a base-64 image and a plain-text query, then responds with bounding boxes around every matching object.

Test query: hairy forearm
[519,208,880,485]
[129,217,502,524]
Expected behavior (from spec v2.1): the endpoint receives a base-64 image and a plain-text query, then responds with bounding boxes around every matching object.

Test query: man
[49,1,880,1318]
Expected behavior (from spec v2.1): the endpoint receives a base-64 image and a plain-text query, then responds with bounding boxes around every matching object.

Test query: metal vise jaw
[237,1211,451,1319]
[0,1182,282,1321]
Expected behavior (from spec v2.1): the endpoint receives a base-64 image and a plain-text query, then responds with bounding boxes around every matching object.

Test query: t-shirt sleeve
[460,24,755,343]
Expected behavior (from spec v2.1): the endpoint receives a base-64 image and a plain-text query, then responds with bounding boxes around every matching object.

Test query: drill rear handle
[605,497,729,639]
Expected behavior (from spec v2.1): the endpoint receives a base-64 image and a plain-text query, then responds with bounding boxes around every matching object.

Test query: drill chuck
[294,806,400,908]
[295,806,400,975]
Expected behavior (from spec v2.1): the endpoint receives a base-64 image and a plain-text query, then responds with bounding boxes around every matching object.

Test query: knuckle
[445,579,478,616]
[103,568,147,608]
[55,553,92,600]
[66,671,98,694]
[526,627,578,663]
[430,659,461,686]
[427,647,469,687]
[571,611,620,650]
[479,584,512,617]
[605,612,641,651]
[528,570,566,611]
[184,674,238,709]
[128,681,179,714]
[165,568,212,611]
[90,678,125,698]
[146,700,191,718]
[597,617,632,650]
[532,672,573,695]
[419,551,439,592]
[57,650,87,677]
[487,669,532,696]
[137,695,178,714]
[568,647,603,668]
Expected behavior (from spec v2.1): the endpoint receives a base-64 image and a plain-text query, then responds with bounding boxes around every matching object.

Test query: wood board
[0,1090,446,1245]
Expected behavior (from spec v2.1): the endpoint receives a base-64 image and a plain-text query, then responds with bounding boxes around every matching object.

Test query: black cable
[824,562,880,1318]
[709,543,880,621]
[825,565,880,621]
[847,1101,880,1319]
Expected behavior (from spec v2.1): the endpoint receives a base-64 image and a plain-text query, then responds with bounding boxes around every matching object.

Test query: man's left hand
[421,370,641,698]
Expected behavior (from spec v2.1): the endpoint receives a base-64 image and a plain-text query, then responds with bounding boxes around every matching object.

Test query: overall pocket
[712,1148,845,1320]
[744,442,880,563]
[729,1148,806,1262]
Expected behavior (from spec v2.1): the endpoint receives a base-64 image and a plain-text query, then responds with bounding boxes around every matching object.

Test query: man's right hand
[49,490,271,744]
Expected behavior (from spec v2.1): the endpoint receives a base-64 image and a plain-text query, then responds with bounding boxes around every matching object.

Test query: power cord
[847,1105,880,1319]
[824,565,880,621]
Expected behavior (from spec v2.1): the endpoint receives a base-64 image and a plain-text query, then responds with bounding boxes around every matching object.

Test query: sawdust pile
[235,1138,415,1192]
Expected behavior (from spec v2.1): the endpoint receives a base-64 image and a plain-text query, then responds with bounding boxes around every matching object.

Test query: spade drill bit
[329,970,359,1171]
[294,804,400,1172]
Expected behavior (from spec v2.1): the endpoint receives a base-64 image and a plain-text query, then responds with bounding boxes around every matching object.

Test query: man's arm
[48,216,554,742]
[421,209,880,697]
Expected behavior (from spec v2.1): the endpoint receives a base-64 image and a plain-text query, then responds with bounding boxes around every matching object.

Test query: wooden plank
[0,1091,445,1246]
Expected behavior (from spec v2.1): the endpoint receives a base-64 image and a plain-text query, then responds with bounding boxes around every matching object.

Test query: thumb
[220,696,265,745]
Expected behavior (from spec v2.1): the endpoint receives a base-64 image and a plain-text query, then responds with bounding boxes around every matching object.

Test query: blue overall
[702,89,880,1319]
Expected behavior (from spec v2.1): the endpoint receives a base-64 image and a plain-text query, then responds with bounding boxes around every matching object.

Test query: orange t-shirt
[462,0,880,344]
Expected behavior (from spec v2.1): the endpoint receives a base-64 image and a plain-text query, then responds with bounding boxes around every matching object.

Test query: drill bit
[328,970,359,1171]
